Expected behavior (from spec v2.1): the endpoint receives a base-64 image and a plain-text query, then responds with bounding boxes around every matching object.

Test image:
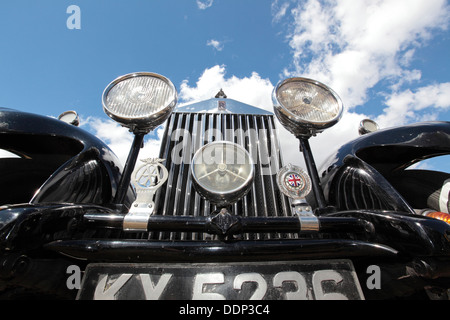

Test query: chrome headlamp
[102,72,177,133]
[272,77,343,137]
[191,141,254,207]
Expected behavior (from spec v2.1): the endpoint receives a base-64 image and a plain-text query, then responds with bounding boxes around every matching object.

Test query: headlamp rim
[272,77,344,136]
[102,71,177,132]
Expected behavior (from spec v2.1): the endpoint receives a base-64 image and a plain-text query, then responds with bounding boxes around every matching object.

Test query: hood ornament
[123,158,168,231]
[215,88,227,99]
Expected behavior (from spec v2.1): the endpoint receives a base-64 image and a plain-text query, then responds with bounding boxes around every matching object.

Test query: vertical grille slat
[268,116,290,217]
[259,116,284,239]
[173,113,190,217]
[252,115,269,220]
[154,108,293,241]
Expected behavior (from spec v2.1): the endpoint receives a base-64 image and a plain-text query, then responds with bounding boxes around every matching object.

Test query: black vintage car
[0,72,449,300]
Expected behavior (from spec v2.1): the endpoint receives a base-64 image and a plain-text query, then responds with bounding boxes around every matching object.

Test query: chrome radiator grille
[151,111,293,241]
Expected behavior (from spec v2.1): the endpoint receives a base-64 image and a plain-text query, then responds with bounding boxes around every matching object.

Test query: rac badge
[276,164,312,200]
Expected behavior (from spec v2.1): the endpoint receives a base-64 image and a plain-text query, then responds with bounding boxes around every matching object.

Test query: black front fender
[320,121,450,212]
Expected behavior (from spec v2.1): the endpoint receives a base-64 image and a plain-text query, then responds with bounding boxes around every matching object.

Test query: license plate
[77,260,364,300]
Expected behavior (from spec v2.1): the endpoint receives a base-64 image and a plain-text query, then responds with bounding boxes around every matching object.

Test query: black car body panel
[319,121,450,213]
[0,107,133,207]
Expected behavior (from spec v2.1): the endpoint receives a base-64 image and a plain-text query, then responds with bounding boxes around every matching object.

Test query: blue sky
[0,0,449,172]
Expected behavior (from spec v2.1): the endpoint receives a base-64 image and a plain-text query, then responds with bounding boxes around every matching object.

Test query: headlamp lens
[273,78,343,136]
[103,72,177,131]
[191,141,254,206]
[277,81,341,123]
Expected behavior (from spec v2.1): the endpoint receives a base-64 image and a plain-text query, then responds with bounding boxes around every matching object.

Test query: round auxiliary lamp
[191,141,254,209]
[102,72,177,134]
[272,77,343,138]
[102,72,178,204]
[272,77,344,210]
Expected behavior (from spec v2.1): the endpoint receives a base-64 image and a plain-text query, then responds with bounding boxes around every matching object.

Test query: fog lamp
[102,72,177,133]
[272,77,343,137]
[191,141,254,207]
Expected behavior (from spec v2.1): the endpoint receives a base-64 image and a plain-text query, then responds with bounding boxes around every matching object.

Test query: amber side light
[424,211,450,224]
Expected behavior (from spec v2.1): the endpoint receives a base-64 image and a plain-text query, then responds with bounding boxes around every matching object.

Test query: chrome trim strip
[175,98,273,116]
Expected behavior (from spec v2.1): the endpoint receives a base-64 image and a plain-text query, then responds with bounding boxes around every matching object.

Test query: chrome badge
[277,164,318,232]
[123,158,168,231]
[277,164,312,200]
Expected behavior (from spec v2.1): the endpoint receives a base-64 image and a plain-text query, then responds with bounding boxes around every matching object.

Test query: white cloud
[376,82,450,128]
[84,0,450,173]
[82,117,165,166]
[196,0,213,10]
[284,0,450,110]
[276,0,450,167]
[271,0,290,23]
[82,117,132,165]
[82,65,368,173]
[179,65,274,109]
[178,65,321,168]
[206,39,224,51]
